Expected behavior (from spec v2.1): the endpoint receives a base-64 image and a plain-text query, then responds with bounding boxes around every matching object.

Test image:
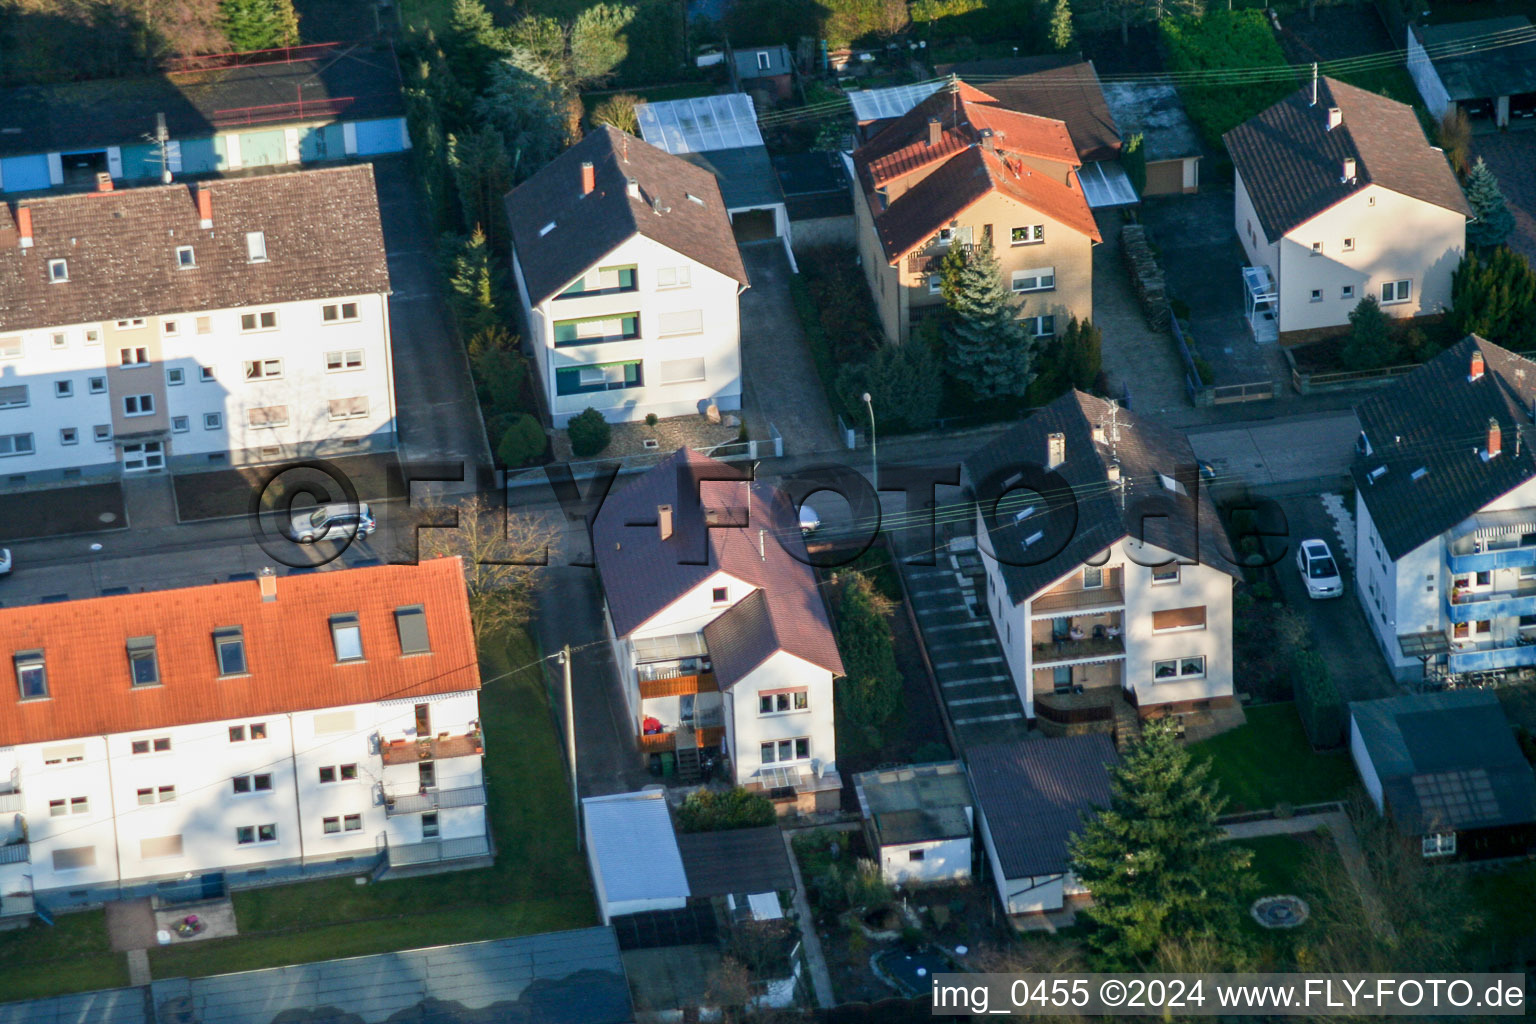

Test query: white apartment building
[1354,338,1536,684]
[1224,77,1470,343]
[506,126,749,427]
[964,391,1240,728]
[0,558,487,918]
[0,164,395,484]
[592,449,844,812]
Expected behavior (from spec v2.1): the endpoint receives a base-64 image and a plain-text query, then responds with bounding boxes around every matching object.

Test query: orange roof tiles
[0,559,479,747]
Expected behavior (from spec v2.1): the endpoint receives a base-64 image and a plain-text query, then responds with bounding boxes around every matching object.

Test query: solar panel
[1411,769,1500,827]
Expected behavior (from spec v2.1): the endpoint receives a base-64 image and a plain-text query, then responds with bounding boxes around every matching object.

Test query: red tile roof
[0,559,479,747]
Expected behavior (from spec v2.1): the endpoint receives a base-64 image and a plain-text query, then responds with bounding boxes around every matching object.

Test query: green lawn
[1237,832,1345,969]
[0,911,129,1001]
[1466,860,1536,968]
[149,625,594,979]
[1193,703,1358,813]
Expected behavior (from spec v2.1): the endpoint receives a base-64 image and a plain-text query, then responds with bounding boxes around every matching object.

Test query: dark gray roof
[676,825,796,896]
[1351,690,1536,835]
[1414,18,1536,101]
[0,928,633,1024]
[968,734,1116,878]
[734,44,793,79]
[1353,337,1536,561]
[506,126,749,305]
[0,165,390,333]
[936,55,1122,163]
[593,449,843,682]
[1224,77,1471,243]
[963,390,1238,605]
[773,151,851,219]
[1101,81,1202,163]
[0,44,404,159]
[676,145,786,211]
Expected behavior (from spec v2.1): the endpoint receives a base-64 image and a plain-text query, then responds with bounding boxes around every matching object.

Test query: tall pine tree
[939,244,1036,399]
[1068,720,1254,969]
[219,0,299,52]
[448,127,512,248]
[1465,157,1516,250]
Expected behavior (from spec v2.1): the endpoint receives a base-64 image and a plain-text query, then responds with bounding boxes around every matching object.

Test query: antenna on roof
[1310,63,1318,106]
[148,112,171,184]
[622,135,629,164]
[759,529,766,561]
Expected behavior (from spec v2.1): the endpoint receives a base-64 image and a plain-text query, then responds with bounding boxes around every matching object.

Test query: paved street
[1188,409,1361,492]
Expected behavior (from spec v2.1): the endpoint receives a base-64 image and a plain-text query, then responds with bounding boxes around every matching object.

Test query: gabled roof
[505,125,749,305]
[1351,691,1536,834]
[676,825,795,897]
[964,390,1238,605]
[0,165,389,333]
[936,56,1122,163]
[1354,337,1536,561]
[968,735,1116,878]
[583,791,690,905]
[0,559,478,747]
[593,449,843,683]
[1224,77,1470,243]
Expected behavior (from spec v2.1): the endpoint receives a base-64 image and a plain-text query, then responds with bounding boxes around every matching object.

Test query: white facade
[974,806,1087,915]
[0,690,485,909]
[1235,174,1466,337]
[511,233,744,427]
[0,292,395,482]
[877,834,972,885]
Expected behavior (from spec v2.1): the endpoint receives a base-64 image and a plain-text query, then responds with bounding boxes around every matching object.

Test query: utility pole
[155,112,170,184]
[561,645,580,849]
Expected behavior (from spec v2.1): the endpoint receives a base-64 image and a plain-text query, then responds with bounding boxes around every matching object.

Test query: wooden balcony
[638,672,718,700]
[638,725,726,753]
[1030,584,1125,617]
[1032,635,1125,665]
[381,732,484,766]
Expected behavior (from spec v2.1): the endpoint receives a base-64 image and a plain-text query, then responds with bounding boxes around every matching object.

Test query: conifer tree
[1465,157,1516,250]
[1049,0,1075,52]
[1068,720,1254,968]
[939,244,1036,399]
[1342,295,1399,370]
[219,0,299,52]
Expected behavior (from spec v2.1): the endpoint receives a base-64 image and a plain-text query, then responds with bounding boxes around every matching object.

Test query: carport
[1408,17,1536,129]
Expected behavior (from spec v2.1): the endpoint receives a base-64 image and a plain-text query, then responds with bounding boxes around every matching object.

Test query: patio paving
[105,898,157,952]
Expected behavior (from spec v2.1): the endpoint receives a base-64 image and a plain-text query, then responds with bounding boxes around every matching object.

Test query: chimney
[1488,418,1503,459]
[16,207,32,249]
[979,127,995,152]
[95,172,113,193]
[1092,424,1106,444]
[580,161,595,196]
[196,187,213,229]
[1326,106,1342,130]
[1106,460,1121,482]
[1341,157,1356,182]
[259,566,277,602]
[1470,350,1485,381]
[658,504,673,541]
[626,177,640,200]
[1047,431,1066,470]
[927,116,941,147]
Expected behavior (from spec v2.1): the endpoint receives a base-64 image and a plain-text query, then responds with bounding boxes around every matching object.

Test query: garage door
[730,208,778,243]
[1143,159,1184,197]
[0,154,50,193]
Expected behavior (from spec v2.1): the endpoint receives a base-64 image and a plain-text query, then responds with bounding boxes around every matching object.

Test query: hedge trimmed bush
[497,413,547,468]
[676,787,776,832]
[567,407,611,457]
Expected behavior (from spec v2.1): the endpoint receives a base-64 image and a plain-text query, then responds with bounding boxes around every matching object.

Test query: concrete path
[781,829,837,1007]
[1092,210,1190,418]
[1186,409,1360,492]
[126,949,150,987]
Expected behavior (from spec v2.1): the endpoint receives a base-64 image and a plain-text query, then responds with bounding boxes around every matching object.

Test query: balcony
[1445,583,1536,623]
[0,790,22,814]
[1029,585,1126,618]
[1447,639,1536,674]
[1446,545,1536,573]
[638,672,718,700]
[385,834,491,868]
[384,784,487,816]
[640,725,726,753]
[0,843,29,866]
[380,731,484,766]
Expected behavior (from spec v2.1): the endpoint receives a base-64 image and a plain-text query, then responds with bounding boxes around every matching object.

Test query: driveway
[1141,189,1280,389]
[1470,131,1536,265]
[737,242,843,458]
[1092,210,1190,416]
[1271,491,1400,704]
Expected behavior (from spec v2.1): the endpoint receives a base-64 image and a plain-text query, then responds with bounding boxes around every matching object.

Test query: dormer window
[214,626,246,676]
[331,613,364,662]
[48,259,68,282]
[245,231,268,263]
[15,650,47,699]
[176,246,196,268]
[128,636,159,687]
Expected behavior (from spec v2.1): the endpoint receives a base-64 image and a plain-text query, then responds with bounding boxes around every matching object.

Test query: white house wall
[1349,716,1385,813]
[731,650,836,785]
[1406,29,1454,122]
[1234,169,1279,273]
[628,570,756,641]
[879,835,972,885]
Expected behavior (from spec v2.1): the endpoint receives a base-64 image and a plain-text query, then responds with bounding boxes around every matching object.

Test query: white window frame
[171,416,190,433]
[203,412,223,430]
[166,368,184,386]
[1152,655,1206,680]
[243,358,283,381]
[84,328,100,345]
[123,394,154,417]
[1310,288,1323,303]
[240,311,279,333]
[656,266,691,289]
[1020,315,1055,337]
[1151,564,1180,585]
[757,690,809,716]
[116,319,146,330]
[1011,225,1044,246]
[88,376,106,394]
[0,432,35,457]
[1012,267,1056,293]
[120,347,148,366]
[48,258,68,282]
[93,424,112,442]
[0,384,27,409]
[246,405,289,429]
[53,379,72,398]
[50,332,67,349]
[59,427,79,446]
[176,245,196,268]
[656,310,704,338]
[1342,237,1355,252]
[321,302,360,324]
[1341,284,1355,300]
[162,319,179,337]
[246,231,268,263]
[1381,279,1411,305]
[1421,831,1456,857]
[327,396,369,421]
[325,349,364,372]
[199,366,215,383]
[928,275,942,295]
[0,336,18,359]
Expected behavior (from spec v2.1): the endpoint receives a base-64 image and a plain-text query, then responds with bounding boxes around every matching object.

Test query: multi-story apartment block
[0,165,394,484]
[1354,337,1536,683]
[506,126,750,427]
[593,449,844,811]
[1225,77,1470,344]
[0,559,487,917]
[851,80,1101,346]
[963,391,1239,727]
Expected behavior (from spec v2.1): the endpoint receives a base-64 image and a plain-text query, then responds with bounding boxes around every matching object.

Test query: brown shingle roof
[0,559,479,747]
[593,449,843,684]
[505,125,749,305]
[937,56,1122,163]
[1223,77,1471,243]
[0,164,390,333]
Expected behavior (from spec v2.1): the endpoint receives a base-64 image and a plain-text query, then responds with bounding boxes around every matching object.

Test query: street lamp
[862,392,877,493]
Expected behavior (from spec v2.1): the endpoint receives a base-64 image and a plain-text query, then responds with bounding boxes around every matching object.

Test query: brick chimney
[626,177,640,200]
[927,116,941,147]
[1488,418,1503,460]
[95,172,113,193]
[979,127,995,152]
[580,161,595,196]
[259,566,278,602]
[16,206,32,249]
[1047,432,1066,470]
[1342,157,1356,182]
[1326,106,1342,130]
[1470,350,1485,382]
[196,187,213,229]
[658,504,673,541]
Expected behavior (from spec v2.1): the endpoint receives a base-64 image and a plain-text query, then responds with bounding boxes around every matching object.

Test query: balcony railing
[638,672,718,700]
[1445,584,1536,623]
[385,834,491,868]
[1029,585,1126,618]
[1446,545,1536,573]
[0,791,22,814]
[0,843,29,865]
[640,726,726,753]
[380,732,484,766]
[384,784,488,816]
[1032,636,1125,665]
[1447,639,1536,674]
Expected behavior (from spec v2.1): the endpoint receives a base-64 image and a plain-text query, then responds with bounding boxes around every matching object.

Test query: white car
[288,503,376,544]
[1296,539,1343,599]
[0,548,10,575]
[799,505,821,535]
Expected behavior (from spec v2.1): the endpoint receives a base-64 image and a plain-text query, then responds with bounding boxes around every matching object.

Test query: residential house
[0,43,408,194]
[730,44,795,100]
[967,734,1116,917]
[1350,690,1536,860]
[850,80,1101,347]
[582,791,691,924]
[1224,77,1470,344]
[0,165,395,484]
[1407,17,1536,129]
[963,391,1239,729]
[1353,337,1536,683]
[853,761,973,884]
[0,559,488,918]
[592,449,844,811]
[506,126,750,427]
